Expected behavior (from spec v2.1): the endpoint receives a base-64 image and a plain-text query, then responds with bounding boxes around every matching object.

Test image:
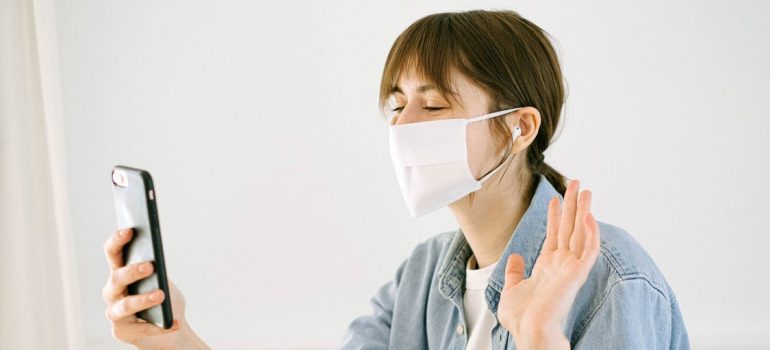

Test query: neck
[450,169,535,269]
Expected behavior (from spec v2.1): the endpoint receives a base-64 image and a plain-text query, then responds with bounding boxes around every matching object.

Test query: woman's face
[389,67,513,181]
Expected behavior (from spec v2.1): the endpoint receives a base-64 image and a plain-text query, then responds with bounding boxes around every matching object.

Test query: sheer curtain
[0,0,84,348]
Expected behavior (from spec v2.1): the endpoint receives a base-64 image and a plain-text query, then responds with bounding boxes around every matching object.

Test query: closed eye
[390,106,447,113]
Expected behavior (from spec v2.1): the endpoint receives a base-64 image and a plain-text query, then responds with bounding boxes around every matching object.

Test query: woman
[102,9,689,350]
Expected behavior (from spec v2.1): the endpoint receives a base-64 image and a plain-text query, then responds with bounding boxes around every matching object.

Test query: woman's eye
[390,106,446,113]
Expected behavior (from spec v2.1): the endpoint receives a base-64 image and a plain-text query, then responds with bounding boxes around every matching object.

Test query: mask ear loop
[477,125,522,183]
[466,107,522,124]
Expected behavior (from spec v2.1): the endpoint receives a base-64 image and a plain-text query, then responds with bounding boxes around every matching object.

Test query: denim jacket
[339,174,690,349]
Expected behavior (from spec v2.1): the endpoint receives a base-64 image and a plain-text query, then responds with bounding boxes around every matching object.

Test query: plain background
[53,0,769,349]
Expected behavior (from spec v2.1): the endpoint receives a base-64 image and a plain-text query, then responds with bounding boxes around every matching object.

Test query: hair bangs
[378,14,468,117]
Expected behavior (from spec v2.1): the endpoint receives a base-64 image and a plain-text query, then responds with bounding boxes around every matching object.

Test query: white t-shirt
[463,254,500,350]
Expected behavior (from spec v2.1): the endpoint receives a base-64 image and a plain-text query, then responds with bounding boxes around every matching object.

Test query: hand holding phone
[104,166,182,347]
[103,166,212,349]
[102,227,185,346]
[110,165,173,328]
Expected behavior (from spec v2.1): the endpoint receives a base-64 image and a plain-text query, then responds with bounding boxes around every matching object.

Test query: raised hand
[497,180,601,349]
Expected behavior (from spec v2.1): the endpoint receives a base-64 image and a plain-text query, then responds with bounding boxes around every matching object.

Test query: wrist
[178,320,212,350]
[513,325,570,350]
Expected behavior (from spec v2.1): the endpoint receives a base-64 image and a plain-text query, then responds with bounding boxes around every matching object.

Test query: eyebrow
[390,84,437,94]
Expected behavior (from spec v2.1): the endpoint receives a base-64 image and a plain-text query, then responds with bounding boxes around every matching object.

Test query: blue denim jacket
[340,174,690,349]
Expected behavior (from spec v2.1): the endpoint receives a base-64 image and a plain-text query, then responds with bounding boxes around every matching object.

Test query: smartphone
[111,165,173,329]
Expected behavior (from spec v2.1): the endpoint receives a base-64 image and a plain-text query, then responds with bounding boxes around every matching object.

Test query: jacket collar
[437,173,563,314]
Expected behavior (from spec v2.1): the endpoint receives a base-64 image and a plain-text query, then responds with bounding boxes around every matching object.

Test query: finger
[103,261,155,303]
[112,319,181,343]
[569,189,592,256]
[104,228,134,270]
[557,180,579,249]
[106,289,165,322]
[542,196,561,252]
[503,254,526,287]
[579,212,601,264]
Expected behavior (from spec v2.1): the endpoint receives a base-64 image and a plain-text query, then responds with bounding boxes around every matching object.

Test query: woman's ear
[510,106,541,151]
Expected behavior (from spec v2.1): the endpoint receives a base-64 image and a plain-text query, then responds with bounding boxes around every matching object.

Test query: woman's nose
[391,104,426,125]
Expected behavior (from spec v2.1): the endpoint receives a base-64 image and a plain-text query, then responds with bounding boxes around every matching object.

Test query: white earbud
[513,125,522,138]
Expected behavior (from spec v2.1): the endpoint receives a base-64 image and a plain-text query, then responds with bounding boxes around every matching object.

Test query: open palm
[497,180,601,345]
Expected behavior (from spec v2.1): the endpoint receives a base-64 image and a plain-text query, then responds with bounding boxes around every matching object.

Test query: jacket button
[456,324,465,335]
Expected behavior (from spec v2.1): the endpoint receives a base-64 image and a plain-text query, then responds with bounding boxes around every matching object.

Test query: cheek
[465,123,496,178]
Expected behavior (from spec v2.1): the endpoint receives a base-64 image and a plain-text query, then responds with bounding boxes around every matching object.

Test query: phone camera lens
[112,171,127,187]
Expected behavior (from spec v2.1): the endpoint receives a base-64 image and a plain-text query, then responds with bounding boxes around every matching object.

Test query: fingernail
[149,290,163,301]
[139,262,150,273]
[118,229,126,237]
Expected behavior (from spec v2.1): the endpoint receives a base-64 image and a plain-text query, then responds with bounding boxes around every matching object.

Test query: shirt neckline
[465,254,499,290]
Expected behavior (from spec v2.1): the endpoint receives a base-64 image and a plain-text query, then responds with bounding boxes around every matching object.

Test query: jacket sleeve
[338,257,409,350]
[572,277,691,350]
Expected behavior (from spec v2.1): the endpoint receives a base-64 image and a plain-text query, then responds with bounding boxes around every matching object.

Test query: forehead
[393,66,480,97]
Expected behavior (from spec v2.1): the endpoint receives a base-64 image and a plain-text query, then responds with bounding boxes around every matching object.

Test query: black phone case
[111,165,173,329]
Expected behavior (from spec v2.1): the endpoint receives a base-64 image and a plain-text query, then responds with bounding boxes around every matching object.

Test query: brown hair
[379,9,568,196]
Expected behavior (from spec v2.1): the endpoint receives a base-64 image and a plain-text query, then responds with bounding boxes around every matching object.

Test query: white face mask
[388,107,522,218]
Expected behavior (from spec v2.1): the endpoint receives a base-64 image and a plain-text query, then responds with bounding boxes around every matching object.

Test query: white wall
[54,0,770,349]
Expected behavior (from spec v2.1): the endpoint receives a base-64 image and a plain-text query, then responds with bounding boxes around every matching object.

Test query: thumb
[504,254,526,287]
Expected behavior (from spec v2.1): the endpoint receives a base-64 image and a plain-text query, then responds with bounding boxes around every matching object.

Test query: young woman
[342,10,690,349]
[101,9,689,350]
